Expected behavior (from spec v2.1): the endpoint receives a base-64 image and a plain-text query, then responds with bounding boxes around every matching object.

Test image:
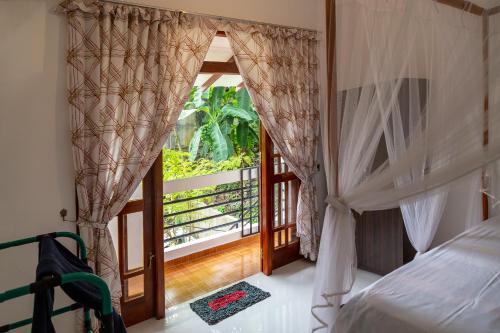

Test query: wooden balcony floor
[164,235,261,308]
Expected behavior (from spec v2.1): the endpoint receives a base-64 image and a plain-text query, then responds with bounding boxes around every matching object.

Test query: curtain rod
[94,0,318,33]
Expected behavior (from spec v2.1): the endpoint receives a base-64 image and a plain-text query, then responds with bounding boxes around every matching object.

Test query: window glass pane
[108,216,119,257]
[273,156,288,175]
[126,212,144,271]
[274,157,280,174]
[289,225,298,244]
[274,183,282,227]
[125,274,144,300]
[129,182,143,201]
[274,229,287,249]
[274,229,280,248]
[288,179,300,225]
[272,178,300,248]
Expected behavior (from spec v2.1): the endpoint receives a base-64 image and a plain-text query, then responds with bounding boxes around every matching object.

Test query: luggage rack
[0,232,114,333]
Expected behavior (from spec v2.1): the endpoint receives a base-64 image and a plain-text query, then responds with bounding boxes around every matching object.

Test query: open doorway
[162,32,261,308]
[110,31,303,326]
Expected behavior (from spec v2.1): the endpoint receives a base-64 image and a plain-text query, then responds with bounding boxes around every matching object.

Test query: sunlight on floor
[164,236,260,307]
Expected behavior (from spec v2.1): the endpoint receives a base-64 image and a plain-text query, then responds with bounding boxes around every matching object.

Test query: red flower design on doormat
[208,290,247,310]
[190,281,271,325]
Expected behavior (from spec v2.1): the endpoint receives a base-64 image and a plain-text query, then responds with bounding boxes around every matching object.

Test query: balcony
[159,166,260,306]
[162,166,260,262]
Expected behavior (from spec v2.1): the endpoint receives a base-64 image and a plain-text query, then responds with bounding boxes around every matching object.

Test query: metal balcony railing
[163,166,260,248]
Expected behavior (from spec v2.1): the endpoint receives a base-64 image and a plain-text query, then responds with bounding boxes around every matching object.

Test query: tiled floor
[164,236,260,307]
[129,260,381,333]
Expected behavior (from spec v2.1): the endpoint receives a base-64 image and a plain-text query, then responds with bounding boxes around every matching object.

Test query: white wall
[432,172,483,247]
[0,0,326,330]
[432,9,500,247]
[120,0,321,30]
[0,1,76,331]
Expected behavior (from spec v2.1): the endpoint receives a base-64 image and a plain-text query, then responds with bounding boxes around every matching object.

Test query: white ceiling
[193,74,212,87]
[192,74,243,87]
[204,36,233,62]
[192,36,244,88]
[212,75,243,87]
[472,0,500,9]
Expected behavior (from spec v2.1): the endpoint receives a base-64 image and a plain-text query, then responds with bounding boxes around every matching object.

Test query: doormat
[190,281,270,325]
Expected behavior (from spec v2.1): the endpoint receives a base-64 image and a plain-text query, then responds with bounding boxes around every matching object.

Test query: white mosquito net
[312,0,500,331]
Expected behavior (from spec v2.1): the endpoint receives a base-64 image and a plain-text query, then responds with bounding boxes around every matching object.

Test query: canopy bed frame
[330,0,493,222]
[315,0,500,332]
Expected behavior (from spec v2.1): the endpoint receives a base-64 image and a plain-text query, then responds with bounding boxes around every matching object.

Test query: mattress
[336,216,500,333]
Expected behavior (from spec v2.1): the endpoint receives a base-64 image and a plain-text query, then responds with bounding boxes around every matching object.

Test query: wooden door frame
[260,126,274,276]
[117,151,165,325]
[259,126,302,276]
[118,197,153,326]
[151,151,165,319]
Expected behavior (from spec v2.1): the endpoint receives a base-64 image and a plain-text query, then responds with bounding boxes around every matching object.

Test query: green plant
[162,85,261,245]
[162,148,259,246]
[162,148,247,182]
[162,148,243,226]
[179,86,259,164]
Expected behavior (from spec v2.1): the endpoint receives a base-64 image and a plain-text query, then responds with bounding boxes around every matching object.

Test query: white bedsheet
[336,216,500,333]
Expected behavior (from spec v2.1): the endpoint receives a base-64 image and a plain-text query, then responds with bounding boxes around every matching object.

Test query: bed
[336,215,500,333]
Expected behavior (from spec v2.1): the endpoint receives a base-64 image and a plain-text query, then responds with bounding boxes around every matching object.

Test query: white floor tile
[128,260,380,333]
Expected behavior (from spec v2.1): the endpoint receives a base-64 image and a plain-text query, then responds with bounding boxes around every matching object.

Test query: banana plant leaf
[209,123,229,162]
[225,133,235,158]
[184,87,204,109]
[236,89,259,121]
[182,85,259,163]
[236,122,249,149]
[236,88,251,111]
[210,86,226,112]
[188,126,203,161]
[221,105,254,122]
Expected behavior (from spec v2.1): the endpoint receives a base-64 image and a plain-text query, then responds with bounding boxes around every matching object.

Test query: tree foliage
[179,86,259,164]
[162,86,260,246]
[162,148,245,182]
[162,148,257,246]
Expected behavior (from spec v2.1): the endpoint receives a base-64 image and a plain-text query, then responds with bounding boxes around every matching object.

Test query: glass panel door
[113,154,164,326]
[260,127,301,275]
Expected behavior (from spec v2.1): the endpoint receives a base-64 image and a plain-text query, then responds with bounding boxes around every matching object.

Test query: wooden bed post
[326,0,339,197]
[482,10,490,221]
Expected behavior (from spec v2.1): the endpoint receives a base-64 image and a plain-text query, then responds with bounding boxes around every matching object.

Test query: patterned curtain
[61,0,216,312]
[224,23,320,260]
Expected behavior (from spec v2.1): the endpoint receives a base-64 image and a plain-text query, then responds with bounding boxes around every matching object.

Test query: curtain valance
[60,0,178,22]
[59,0,319,40]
